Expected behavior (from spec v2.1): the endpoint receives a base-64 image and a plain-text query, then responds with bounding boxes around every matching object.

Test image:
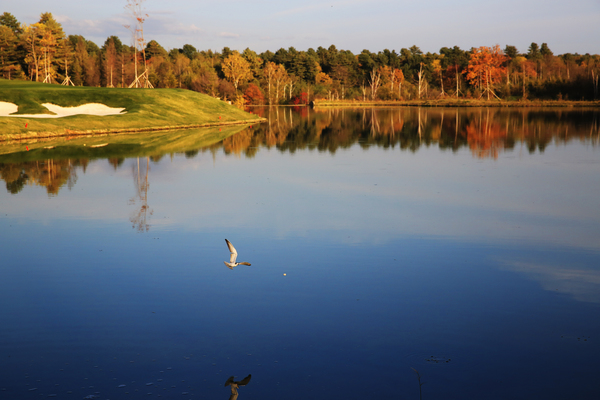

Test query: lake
[1,106,599,400]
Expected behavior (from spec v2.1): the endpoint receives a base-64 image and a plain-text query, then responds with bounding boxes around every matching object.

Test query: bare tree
[418,62,425,99]
[369,69,381,100]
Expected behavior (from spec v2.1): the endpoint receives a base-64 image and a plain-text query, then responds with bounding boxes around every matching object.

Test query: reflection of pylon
[128,69,154,88]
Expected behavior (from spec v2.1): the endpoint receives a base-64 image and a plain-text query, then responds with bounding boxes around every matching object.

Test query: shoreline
[311,99,600,108]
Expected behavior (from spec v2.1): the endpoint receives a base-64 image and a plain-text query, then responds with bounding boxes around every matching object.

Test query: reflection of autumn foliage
[0,159,81,195]
[1,108,598,198]
[463,115,507,159]
[223,129,254,156]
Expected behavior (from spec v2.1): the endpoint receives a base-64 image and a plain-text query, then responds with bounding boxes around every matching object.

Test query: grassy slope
[0,79,263,139]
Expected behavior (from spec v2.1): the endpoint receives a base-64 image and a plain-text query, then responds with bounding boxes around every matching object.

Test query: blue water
[1,108,599,399]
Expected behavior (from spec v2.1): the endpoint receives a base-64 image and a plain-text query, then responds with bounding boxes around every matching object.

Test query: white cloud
[219,32,240,38]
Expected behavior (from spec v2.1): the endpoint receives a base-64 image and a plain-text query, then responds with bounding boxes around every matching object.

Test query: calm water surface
[1,107,599,400]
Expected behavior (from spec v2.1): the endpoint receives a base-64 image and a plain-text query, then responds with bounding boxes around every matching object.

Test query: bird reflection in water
[224,374,251,400]
[224,239,251,269]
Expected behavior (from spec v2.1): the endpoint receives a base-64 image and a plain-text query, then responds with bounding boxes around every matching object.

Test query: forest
[1,11,599,105]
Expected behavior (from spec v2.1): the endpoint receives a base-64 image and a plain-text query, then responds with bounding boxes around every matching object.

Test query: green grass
[0,79,264,139]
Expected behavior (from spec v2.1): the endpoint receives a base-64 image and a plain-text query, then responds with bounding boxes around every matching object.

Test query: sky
[3,0,600,55]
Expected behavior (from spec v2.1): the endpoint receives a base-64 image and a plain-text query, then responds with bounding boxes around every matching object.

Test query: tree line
[1,11,599,104]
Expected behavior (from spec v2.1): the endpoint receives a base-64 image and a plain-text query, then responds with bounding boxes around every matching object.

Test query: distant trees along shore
[1,12,598,104]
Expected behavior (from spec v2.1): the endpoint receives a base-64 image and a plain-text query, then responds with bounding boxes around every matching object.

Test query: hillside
[0,79,264,140]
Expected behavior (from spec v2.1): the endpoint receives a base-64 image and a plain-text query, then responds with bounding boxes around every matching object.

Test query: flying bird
[225,374,251,400]
[224,374,251,388]
[224,239,251,269]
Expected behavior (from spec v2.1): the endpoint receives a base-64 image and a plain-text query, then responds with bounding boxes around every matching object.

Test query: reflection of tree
[223,129,255,157]
[462,109,507,159]
[108,157,125,170]
[0,159,80,195]
[129,157,153,232]
[1,108,598,197]
[233,106,599,160]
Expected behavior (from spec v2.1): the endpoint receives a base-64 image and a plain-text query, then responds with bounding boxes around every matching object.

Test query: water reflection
[501,260,600,303]
[1,108,599,400]
[244,107,599,158]
[0,107,598,197]
[224,374,251,400]
[0,158,81,195]
[130,157,152,232]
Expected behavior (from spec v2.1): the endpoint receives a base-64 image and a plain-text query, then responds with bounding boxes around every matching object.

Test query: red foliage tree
[244,83,264,105]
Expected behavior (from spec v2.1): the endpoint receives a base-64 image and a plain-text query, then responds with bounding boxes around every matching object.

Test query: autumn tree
[392,68,405,98]
[432,58,445,97]
[244,83,264,105]
[222,51,252,92]
[514,56,537,98]
[0,12,22,79]
[0,26,20,79]
[315,71,333,99]
[189,59,219,96]
[104,38,118,87]
[272,63,288,104]
[369,68,382,100]
[465,45,507,99]
[439,46,468,97]
[263,61,277,104]
[21,23,44,81]
[173,52,190,88]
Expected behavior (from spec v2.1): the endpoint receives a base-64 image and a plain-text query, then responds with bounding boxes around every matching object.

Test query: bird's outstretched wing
[224,374,251,387]
[225,239,238,263]
[238,262,251,266]
[237,374,251,386]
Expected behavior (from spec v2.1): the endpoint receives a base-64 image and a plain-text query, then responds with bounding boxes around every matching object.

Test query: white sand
[0,101,18,115]
[0,102,126,118]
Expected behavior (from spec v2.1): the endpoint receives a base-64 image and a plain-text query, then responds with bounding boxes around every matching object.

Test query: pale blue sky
[3,0,600,55]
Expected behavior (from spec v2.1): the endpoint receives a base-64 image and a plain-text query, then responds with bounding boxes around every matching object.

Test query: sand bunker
[0,102,126,118]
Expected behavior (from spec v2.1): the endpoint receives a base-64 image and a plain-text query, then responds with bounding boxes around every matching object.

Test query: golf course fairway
[0,79,265,141]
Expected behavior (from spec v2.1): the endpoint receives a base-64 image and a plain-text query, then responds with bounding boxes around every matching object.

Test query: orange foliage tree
[465,45,506,99]
[244,83,264,105]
